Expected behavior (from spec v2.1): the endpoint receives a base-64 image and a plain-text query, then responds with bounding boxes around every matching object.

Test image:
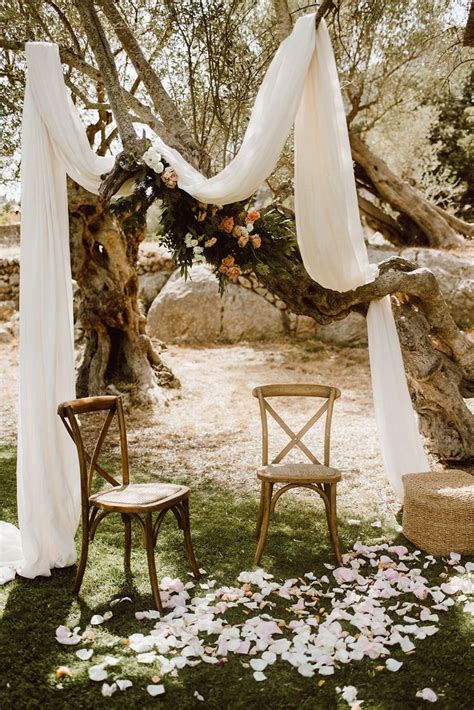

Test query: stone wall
[0,258,19,307]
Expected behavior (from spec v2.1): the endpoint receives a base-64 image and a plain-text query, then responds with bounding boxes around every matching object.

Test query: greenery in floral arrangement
[119,145,298,291]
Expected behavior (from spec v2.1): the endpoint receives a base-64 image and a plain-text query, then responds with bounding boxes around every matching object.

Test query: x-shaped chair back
[58,396,129,507]
[252,384,341,467]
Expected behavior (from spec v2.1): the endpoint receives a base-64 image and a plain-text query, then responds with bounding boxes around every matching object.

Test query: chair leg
[123,514,132,570]
[254,481,273,566]
[325,483,343,566]
[73,520,90,595]
[180,498,200,578]
[145,512,164,613]
[255,482,265,539]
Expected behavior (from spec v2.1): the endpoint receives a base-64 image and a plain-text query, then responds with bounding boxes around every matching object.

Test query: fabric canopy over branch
[0,14,428,585]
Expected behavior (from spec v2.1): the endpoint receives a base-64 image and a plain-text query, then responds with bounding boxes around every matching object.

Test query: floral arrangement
[133,144,297,290]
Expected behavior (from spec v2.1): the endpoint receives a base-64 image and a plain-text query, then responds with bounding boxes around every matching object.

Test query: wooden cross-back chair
[252,384,343,566]
[58,395,199,612]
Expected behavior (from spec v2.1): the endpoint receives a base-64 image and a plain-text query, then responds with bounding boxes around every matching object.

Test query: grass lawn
[0,443,473,710]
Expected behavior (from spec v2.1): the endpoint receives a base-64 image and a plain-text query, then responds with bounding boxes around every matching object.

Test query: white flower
[143,147,164,174]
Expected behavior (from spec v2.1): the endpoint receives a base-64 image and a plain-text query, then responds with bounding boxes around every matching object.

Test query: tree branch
[97,0,204,169]
[72,0,142,156]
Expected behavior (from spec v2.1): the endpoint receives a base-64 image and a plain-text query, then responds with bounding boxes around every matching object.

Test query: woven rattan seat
[402,470,474,556]
[258,463,341,484]
[90,482,188,510]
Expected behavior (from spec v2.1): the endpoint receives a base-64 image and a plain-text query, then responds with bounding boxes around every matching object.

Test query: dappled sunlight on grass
[1,444,473,708]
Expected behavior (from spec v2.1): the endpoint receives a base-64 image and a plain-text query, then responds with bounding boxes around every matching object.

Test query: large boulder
[138,271,170,312]
[315,312,368,346]
[146,265,286,343]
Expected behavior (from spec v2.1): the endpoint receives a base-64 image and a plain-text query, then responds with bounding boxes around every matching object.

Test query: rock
[401,248,474,329]
[146,265,285,343]
[0,326,13,343]
[221,285,286,342]
[0,301,16,322]
[315,312,368,347]
[138,271,171,312]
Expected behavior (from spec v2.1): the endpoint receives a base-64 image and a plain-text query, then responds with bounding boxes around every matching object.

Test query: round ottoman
[402,470,474,556]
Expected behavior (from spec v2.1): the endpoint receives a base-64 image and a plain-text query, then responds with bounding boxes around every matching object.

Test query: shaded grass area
[0,443,473,709]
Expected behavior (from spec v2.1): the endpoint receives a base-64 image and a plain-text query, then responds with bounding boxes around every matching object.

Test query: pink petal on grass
[333,568,357,585]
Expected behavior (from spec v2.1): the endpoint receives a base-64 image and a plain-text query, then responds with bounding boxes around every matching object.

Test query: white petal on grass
[194,691,205,701]
[137,652,157,664]
[116,679,133,691]
[90,615,105,626]
[253,671,267,682]
[101,682,117,697]
[55,625,82,646]
[103,655,121,667]
[75,648,93,661]
[88,666,108,682]
[147,684,166,696]
[416,688,438,702]
[250,658,267,672]
[386,658,403,672]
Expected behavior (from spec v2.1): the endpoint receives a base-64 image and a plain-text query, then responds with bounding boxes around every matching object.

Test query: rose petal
[88,666,108,682]
[101,682,117,697]
[386,658,403,672]
[75,648,93,661]
[253,671,267,682]
[416,688,438,702]
[147,684,166,696]
[116,679,133,691]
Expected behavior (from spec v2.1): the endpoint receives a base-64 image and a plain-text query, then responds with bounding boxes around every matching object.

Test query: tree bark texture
[68,181,179,404]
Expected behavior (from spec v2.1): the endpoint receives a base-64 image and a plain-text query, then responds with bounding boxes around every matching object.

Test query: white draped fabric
[0,13,428,584]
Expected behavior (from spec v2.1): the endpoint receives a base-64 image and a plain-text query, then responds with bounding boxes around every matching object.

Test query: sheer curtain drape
[0,14,428,585]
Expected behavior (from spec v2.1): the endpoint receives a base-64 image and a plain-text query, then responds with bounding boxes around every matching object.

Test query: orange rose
[227,266,241,281]
[222,255,235,267]
[238,234,249,247]
[246,210,260,223]
[218,216,234,233]
[204,237,217,248]
[251,234,261,248]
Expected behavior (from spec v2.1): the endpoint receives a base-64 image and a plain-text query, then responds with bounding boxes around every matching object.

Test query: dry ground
[1,336,435,524]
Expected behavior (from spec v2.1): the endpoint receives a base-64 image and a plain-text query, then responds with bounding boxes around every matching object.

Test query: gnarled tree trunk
[68,180,179,404]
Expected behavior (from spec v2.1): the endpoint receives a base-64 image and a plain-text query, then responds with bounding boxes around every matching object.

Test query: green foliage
[119,161,296,290]
[429,70,474,217]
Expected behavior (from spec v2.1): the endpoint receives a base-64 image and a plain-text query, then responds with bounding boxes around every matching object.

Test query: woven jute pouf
[402,470,474,556]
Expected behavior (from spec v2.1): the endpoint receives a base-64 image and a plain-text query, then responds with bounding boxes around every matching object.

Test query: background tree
[0,0,472,460]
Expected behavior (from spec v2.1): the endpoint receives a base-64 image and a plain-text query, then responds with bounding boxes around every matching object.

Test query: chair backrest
[252,384,341,467]
[57,396,129,503]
